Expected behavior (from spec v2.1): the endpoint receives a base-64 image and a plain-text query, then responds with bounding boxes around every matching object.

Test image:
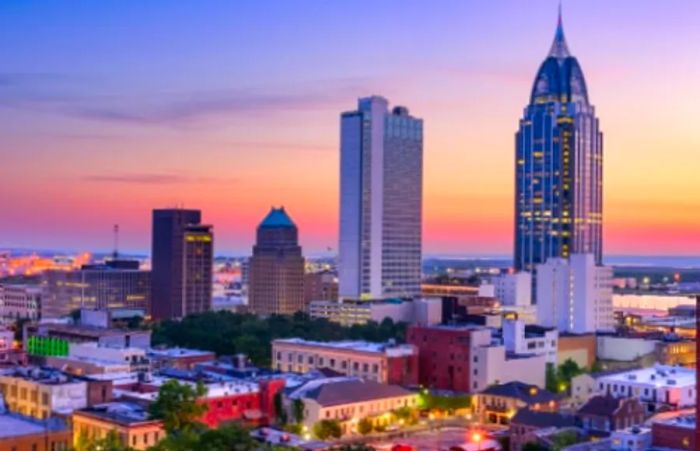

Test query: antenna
[112,224,120,260]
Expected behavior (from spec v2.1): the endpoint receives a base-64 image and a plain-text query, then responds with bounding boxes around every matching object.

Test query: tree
[357,417,373,435]
[75,430,134,451]
[148,380,208,434]
[313,420,342,440]
[273,392,287,425]
[291,398,305,424]
[198,424,259,451]
[522,442,548,451]
[545,363,560,393]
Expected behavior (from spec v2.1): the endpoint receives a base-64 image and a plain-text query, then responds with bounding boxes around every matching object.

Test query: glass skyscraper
[515,10,603,271]
[339,96,423,299]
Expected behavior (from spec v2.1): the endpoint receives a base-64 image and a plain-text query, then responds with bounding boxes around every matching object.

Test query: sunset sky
[2,0,699,257]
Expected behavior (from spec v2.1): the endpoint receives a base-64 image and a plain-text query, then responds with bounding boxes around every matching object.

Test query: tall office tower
[339,96,423,300]
[536,253,614,334]
[248,207,305,315]
[514,8,603,271]
[151,209,213,320]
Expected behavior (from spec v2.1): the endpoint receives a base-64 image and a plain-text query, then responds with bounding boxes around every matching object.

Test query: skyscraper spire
[549,2,570,58]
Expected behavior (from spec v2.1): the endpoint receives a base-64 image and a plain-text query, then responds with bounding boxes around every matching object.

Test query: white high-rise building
[493,271,532,306]
[338,96,423,300]
[536,253,613,333]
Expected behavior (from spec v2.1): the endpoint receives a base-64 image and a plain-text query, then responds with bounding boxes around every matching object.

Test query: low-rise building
[0,368,88,419]
[112,372,284,428]
[271,338,418,386]
[287,378,418,436]
[557,333,597,368]
[651,414,696,450]
[0,412,71,451]
[147,347,216,370]
[72,402,164,451]
[472,381,559,425]
[610,426,651,451]
[308,298,441,326]
[24,322,151,354]
[408,325,547,393]
[576,395,645,436]
[509,410,576,451]
[595,364,696,413]
[0,282,41,322]
[502,319,558,364]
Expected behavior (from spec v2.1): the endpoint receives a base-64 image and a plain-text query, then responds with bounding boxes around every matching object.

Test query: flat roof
[0,414,67,438]
[148,347,215,358]
[75,402,158,426]
[599,364,695,388]
[273,338,415,356]
[114,375,260,401]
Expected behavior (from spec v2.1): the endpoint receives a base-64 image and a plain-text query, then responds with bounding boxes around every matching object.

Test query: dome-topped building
[514,7,603,271]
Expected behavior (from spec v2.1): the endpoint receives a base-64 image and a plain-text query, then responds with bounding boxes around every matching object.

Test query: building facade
[536,253,614,333]
[271,338,418,386]
[0,282,41,322]
[339,96,423,299]
[248,208,305,316]
[514,10,603,271]
[407,325,546,393]
[308,298,441,327]
[72,402,165,451]
[0,369,88,419]
[151,209,213,320]
[303,271,338,304]
[41,263,149,319]
[492,272,532,307]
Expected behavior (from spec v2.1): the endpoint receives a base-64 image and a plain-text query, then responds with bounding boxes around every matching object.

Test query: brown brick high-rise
[249,207,305,316]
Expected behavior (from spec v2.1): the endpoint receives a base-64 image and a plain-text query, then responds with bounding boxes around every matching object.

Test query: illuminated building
[339,96,423,300]
[41,260,150,319]
[536,254,614,333]
[271,338,418,385]
[248,207,305,316]
[0,282,41,321]
[151,209,213,320]
[514,8,603,271]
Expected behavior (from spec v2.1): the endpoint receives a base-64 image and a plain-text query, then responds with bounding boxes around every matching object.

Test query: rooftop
[577,395,637,417]
[653,413,696,430]
[479,381,559,405]
[273,338,416,357]
[598,364,695,388]
[511,409,576,429]
[0,413,68,438]
[259,207,295,228]
[299,379,415,407]
[0,367,82,386]
[148,347,216,358]
[75,402,159,427]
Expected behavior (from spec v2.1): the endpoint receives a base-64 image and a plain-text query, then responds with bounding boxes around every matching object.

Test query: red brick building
[576,395,645,435]
[652,415,696,450]
[407,325,489,392]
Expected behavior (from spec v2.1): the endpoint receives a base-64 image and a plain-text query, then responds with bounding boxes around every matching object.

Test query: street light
[471,431,483,451]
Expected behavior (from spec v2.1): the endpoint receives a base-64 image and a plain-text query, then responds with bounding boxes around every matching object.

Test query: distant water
[603,255,700,268]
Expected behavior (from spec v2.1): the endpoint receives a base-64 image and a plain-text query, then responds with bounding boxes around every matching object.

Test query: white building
[468,327,547,391]
[0,283,41,322]
[595,364,696,413]
[493,272,531,306]
[536,253,614,333]
[502,319,558,364]
[610,426,651,451]
[338,96,423,300]
[68,342,150,373]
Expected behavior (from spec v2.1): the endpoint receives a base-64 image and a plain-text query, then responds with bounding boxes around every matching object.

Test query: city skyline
[2,1,699,256]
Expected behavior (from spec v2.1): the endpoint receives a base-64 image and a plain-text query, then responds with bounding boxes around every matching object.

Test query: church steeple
[548,3,570,58]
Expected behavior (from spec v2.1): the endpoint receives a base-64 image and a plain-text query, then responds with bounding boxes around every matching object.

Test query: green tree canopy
[357,417,373,435]
[151,311,407,367]
[314,420,342,440]
[148,380,208,434]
